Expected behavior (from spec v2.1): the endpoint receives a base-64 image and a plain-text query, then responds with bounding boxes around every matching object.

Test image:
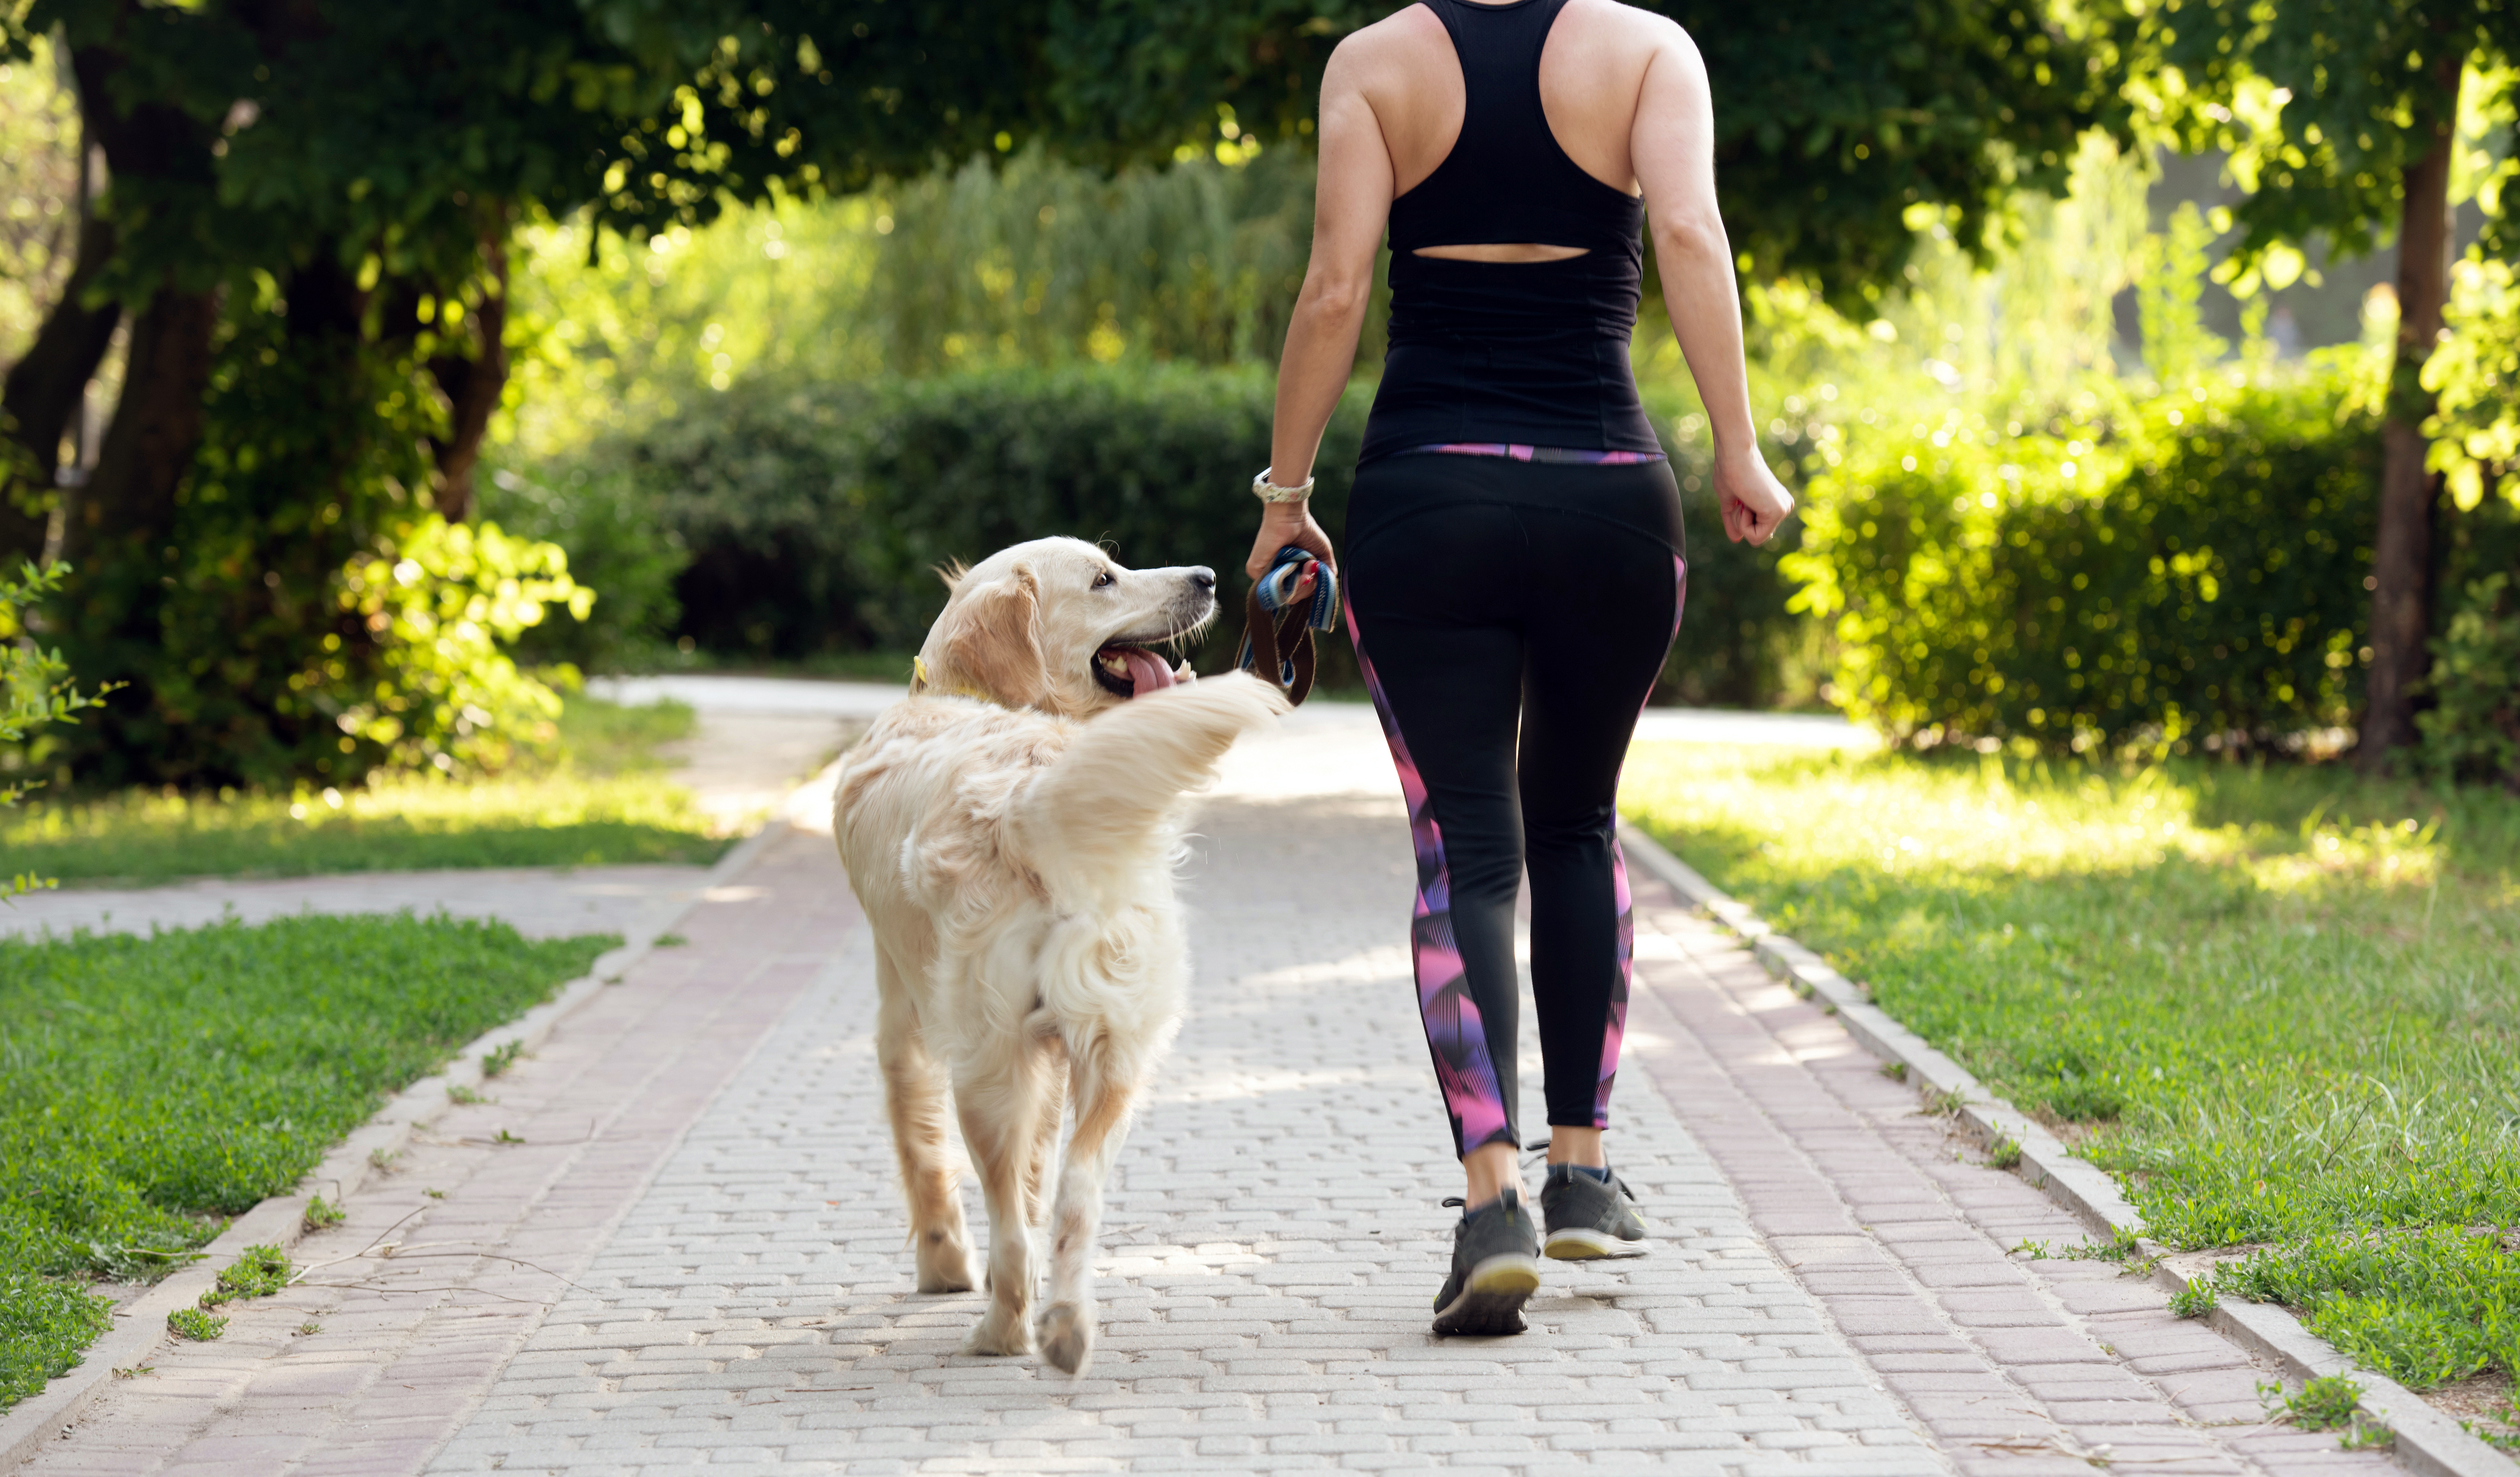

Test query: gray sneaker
[1539,1164,1648,1259]
[1431,1189,1542,1336]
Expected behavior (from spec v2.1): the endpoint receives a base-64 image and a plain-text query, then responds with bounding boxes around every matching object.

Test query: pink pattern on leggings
[1344,591,1514,1154]
[1591,551,1689,1126]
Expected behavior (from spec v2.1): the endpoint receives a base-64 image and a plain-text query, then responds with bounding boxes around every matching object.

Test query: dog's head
[912,537,1218,716]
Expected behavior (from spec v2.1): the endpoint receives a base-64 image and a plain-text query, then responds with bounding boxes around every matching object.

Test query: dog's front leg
[1036,1035,1143,1375]
[953,1065,1042,1356]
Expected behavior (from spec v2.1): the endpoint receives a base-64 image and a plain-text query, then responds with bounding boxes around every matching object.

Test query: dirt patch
[2421,1371,2516,1448]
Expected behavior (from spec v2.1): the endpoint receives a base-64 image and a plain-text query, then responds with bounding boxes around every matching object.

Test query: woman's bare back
[1342,0,1678,261]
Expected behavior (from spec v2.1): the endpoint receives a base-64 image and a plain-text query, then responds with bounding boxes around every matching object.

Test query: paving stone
[27,707,2419,1475]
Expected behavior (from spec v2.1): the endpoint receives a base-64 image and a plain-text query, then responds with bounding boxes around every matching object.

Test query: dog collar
[912,657,993,703]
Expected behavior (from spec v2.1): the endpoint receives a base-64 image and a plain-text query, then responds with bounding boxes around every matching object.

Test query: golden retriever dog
[833,537,1287,1373]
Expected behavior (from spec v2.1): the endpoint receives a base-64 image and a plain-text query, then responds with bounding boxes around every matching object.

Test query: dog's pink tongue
[1121,648,1175,695]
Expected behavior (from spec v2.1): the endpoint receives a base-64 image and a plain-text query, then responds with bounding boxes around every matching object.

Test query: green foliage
[1044,0,2128,305]
[2276,1375,2367,1434]
[2,561,105,795]
[49,300,590,792]
[1787,368,2381,752]
[1621,741,2520,1389]
[2427,255,2520,515]
[2419,573,2520,790]
[540,362,1812,704]
[0,1273,111,1407]
[2222,1230,2520,1388]
[480,1040,524,1078]
[2134,205,2229,387]
[0,560,107,898]
[2118,8,2513,271]
[572,365,1363,669]
[335,517,593,776]
[479,466,686,673]
[200,1245,290,1309]
[164,1308,226,1342]
[0,912,613,1404]
[300,1196,343,1234]
[0,696,721,887]
[2168,1277,2217,1319]
[0,37,76,365]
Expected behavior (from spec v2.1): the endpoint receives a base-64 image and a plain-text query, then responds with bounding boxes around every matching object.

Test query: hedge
[510,364,1810,706]
[1788,376,2385,752]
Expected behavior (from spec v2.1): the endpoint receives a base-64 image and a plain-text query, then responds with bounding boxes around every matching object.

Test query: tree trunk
[426,235,509,524]
[52,34,222,567]
[62,288,216,564]
[2357,58,2462,771]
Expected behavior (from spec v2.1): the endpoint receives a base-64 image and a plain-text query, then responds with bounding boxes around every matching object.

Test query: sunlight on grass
[0,914,613,1406]
[1621,744,2520,1390]
[3,697,729,887]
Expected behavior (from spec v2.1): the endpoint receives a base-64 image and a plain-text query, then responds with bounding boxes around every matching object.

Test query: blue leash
[1236,545,1340,701]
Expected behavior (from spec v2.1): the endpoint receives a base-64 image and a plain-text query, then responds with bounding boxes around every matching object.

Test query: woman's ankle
[1461,1140,1522,1207]
[1542,1125,1606,1170]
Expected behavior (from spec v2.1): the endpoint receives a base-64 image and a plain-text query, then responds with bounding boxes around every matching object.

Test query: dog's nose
[1187,567,1216,592]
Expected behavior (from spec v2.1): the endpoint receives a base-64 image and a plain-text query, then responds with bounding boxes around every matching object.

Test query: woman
[1246,0,1796,1336]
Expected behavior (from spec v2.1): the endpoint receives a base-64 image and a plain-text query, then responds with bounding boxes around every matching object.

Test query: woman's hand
[1246,500,1337,587]
[1714,448,1795,546]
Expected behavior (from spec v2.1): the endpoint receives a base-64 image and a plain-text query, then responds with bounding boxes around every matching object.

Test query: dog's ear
[939,565,1047,707]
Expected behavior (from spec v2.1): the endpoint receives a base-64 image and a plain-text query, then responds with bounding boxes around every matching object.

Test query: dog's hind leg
[1035,1029,1145,1375]
[955,1044,1049,1356]
[1022,1031,1068,1234]
[875,954,975,1294]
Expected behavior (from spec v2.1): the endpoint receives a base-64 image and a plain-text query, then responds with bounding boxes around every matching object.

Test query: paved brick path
[0,863,712,945]
[22,829,854,1477]
[24,711,2406,1475]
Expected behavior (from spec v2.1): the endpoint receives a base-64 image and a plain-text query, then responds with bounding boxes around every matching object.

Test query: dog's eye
[1092,569,1115,589]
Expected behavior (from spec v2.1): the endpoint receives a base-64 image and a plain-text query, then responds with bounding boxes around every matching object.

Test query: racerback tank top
[1360,0,1658,463]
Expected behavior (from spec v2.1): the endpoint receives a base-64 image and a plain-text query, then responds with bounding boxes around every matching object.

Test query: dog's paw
[1036,1301,1094,1375]
[915,1230,978,1294]
[961,1305,1034,1358]
[917,1264,977,1295]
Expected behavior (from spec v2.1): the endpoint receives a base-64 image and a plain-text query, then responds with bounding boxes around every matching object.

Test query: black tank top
[1359,0,1658,463]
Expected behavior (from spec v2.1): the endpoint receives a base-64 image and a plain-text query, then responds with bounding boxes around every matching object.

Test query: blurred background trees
[1,0,2516,793]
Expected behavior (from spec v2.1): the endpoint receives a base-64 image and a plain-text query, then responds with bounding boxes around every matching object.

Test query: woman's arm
[1629,23,1794,545]
[1248,39,1394,581]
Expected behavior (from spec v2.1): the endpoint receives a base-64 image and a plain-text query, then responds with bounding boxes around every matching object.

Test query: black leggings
[1344,453,1686,1158]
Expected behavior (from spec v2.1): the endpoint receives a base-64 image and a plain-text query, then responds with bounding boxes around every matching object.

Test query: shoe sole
[1431,1254,1541,1336]
[1544,1227,1620,1260]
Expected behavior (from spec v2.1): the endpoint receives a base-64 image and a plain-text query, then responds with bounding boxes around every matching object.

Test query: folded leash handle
[1242,584,1318,705]
[1238,545,1337,706]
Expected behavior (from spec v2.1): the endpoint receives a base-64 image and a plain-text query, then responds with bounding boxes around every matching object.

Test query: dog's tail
[1018,671,1288,886]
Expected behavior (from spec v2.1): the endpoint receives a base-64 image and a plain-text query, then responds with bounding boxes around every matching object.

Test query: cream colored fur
[834,538,1286,1374]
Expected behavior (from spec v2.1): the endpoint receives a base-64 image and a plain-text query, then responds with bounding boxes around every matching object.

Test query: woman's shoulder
[1552,0,1693,60]
[1327,2,1447,70]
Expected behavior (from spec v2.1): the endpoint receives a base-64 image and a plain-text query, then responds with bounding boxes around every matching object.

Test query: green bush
[2419,573,2520,790]
[479,464,686,672]
[49,309,589,793]
[569,366,1356,676]
[1788,371,2380,752]
[0,561,106,897]
[541,364,1814,705]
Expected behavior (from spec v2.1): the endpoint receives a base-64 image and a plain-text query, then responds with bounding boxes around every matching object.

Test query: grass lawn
[4,696,730,888]
[0,913,615,1407]
[1621,746,2520,1398]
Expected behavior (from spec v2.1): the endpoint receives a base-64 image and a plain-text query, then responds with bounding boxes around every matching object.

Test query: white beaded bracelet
[1251,467,1315,504]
